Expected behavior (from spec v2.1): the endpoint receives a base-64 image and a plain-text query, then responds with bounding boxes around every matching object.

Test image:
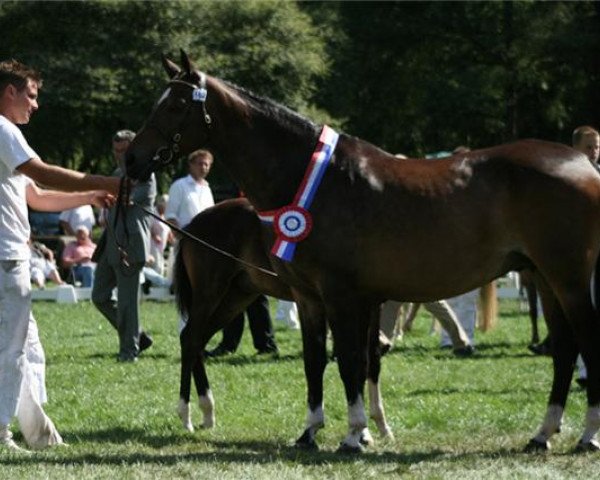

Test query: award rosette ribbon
[258,125,339,262]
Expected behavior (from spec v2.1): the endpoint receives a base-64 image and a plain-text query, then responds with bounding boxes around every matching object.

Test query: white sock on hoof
[534,404,563,443]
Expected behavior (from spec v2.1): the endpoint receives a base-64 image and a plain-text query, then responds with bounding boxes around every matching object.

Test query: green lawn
[1,298,597,479]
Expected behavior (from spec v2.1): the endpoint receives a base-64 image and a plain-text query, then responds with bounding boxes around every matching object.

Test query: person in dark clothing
[205,295,278,356]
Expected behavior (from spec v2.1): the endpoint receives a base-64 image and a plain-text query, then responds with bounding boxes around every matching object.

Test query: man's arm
[18,156,121,195]
[26,181,115,212]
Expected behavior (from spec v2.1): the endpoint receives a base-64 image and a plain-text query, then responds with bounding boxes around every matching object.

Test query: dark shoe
[117,354,138,363]
[256,346,279,356]
[142,280,152,295]
[205,345,234,358]
[453,345,475,357]
[139,331,153,353]
[576,377,587,389]
[528,342,551,356]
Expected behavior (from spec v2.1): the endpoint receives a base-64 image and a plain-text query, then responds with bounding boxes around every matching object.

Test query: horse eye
[168,97,187,110]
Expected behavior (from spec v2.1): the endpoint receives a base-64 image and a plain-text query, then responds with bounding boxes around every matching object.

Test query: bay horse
[174,197,394,441]
[126,50,600,452]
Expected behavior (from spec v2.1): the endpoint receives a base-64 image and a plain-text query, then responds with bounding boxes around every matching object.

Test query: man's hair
[572,125,599,146]
[188,149,213,164]
[0,59,42,93]
[112,129,135,143]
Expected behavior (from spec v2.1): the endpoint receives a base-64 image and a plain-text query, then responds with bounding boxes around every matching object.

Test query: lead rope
[113,176,132,269]
[131,201,278,278]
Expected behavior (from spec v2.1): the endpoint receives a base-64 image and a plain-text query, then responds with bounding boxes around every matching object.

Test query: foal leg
[189,286,258,430]
[294,294,328,450]
[178,323,196,432]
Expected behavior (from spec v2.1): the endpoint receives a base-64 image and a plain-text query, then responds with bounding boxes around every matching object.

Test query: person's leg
[247,295,278,353]
[143,266,170,287]
[16,314,63,449]
[216,313,244,352]
[91,257,119,330]
[0,261,35,450]
[115,263,144,361]
[379,301,402,343]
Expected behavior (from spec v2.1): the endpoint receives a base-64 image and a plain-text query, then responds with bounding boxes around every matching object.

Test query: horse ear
[179,49,197,75]
[162,54,180,79]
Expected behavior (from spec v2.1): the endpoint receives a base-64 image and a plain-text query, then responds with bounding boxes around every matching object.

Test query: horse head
[126,50,212,180]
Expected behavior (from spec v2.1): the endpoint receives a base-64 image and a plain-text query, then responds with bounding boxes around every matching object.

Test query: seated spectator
[29,238,64,289]
[61,225,97,287]
[141,255,172,294]
[149,194,173,276]
[59,205,96,236]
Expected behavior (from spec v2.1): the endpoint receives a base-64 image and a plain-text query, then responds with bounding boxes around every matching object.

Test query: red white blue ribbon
[258,125,339,262]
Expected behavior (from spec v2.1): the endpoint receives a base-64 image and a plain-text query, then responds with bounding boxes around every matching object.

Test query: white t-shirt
[59,205,96,233]
[0,115,37,260]
[165,175,215,228]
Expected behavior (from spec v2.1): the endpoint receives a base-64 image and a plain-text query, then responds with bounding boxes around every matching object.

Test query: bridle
[148,72,212,169]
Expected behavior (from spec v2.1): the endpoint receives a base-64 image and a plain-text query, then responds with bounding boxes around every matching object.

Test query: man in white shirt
[0,59,118,452]
[165,149,215,229]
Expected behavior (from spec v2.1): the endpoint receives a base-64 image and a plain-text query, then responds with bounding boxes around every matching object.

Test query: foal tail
[174,240,193,318]
[479,281,498,332]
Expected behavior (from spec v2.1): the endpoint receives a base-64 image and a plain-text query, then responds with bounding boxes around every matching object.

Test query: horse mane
[219,79,319,138]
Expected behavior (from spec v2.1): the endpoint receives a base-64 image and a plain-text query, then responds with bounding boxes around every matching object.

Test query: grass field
[1,297,598,479]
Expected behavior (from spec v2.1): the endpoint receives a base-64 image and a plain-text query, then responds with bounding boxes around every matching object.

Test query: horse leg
[526,282,540,346]
[525,276,580,451]
[178,323,195,432]
[367,308,393,441]
[294,293,328,450]
[189,285,259,430]
[324,292,372,453]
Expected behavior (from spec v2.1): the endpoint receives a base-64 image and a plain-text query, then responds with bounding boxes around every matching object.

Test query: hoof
[337,441,364,454]
[523,438,550,453]
[295,430,319,451]
[453,345,475,357]
[528,342,551,356]
[575,439,600,452]
[359,429,374,447]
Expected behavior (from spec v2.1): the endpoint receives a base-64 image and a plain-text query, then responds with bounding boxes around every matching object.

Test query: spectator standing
[0,59,118,451]
[60,225,96,287]
[58,205,96,236]
[165,149,215,229]
[91,130,156,363]
[206,295,279,357]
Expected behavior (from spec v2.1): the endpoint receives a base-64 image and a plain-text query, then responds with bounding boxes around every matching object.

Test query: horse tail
[174,240,193,318]
[478,281,498,332]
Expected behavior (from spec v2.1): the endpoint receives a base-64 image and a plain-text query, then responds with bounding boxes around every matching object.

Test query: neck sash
[257,125,339,262]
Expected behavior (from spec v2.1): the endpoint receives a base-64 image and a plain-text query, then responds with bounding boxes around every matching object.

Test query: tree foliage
[0,0,598,184]
[0,0,328,190]
[305,1,600,155]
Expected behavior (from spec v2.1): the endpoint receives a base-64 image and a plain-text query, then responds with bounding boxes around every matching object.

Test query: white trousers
[275,300,300,329]
[441,289,479,346]
[0,260,61,448]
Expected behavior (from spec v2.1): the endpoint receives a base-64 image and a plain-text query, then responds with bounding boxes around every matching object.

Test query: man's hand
[91,191,116,209]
